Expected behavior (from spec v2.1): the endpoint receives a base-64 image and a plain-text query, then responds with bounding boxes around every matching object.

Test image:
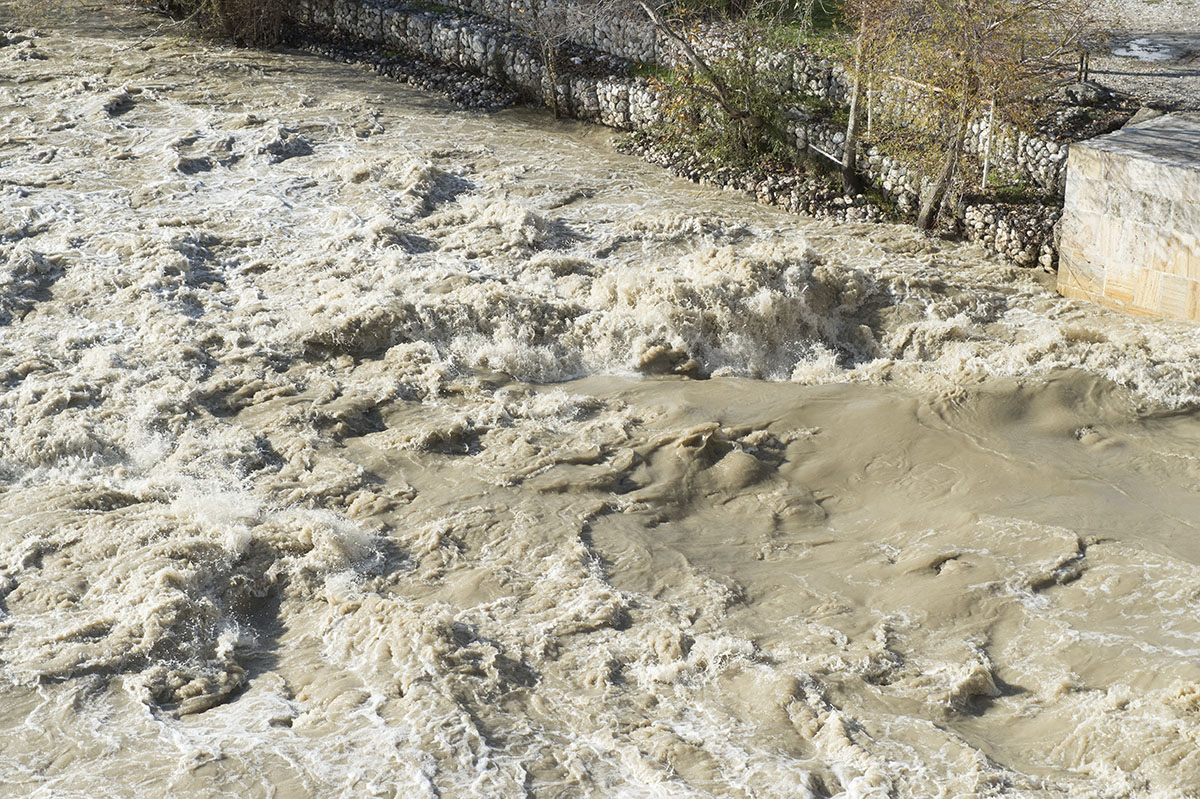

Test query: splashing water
[2,6,1200,799]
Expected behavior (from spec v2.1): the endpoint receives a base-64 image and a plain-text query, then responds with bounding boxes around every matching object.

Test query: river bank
[4,3,1200,798]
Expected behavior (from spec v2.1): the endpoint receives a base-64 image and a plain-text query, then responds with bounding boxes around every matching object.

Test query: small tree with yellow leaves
[843,0,1098,227]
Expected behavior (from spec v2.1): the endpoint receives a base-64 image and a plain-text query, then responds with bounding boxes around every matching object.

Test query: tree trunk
[841,30,865,196]
[543,41,562,118]
[917,87,972,230]
[634,0,740,120]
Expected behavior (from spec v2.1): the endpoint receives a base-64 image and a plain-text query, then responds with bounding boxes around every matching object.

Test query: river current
[2,5,1200,798]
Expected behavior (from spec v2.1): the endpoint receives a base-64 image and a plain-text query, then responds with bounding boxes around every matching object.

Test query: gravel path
[1091,0,1200,109]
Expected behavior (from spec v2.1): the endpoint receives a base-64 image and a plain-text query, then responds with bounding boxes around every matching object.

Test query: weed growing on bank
[8,0,287,46]
[133,0,288,45]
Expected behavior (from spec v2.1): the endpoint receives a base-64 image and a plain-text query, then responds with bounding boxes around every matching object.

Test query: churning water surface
[2,5,1200,798]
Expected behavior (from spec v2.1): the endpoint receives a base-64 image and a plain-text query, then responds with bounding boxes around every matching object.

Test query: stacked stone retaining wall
[303,0,1069,191]
[430,0,1070,193]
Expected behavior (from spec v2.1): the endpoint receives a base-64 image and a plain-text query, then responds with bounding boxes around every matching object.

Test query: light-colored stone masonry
[1058,114,1200,322]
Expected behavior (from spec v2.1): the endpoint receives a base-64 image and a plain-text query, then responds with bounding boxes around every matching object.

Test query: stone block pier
[1058,114,1200,321]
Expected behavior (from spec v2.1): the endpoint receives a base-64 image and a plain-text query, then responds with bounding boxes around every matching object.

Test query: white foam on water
[2,6,1200,799]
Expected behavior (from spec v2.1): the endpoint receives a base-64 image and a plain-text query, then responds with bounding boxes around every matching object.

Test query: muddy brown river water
[2,5,1200,798]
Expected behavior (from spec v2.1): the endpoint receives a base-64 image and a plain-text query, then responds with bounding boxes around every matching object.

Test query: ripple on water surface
[2,6,1200,799]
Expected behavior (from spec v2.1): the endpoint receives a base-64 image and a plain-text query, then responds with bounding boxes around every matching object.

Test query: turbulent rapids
[3,6,1200,798]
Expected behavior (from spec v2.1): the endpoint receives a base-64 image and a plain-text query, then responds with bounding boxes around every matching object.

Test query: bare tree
[150,0,288,45]
[629,0,743,119]
[603,0,806,157]
[530,0,578,117]
[839,0,907,196]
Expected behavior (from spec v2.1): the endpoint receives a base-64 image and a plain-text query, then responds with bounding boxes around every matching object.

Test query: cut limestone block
[1058,113,1200,322]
